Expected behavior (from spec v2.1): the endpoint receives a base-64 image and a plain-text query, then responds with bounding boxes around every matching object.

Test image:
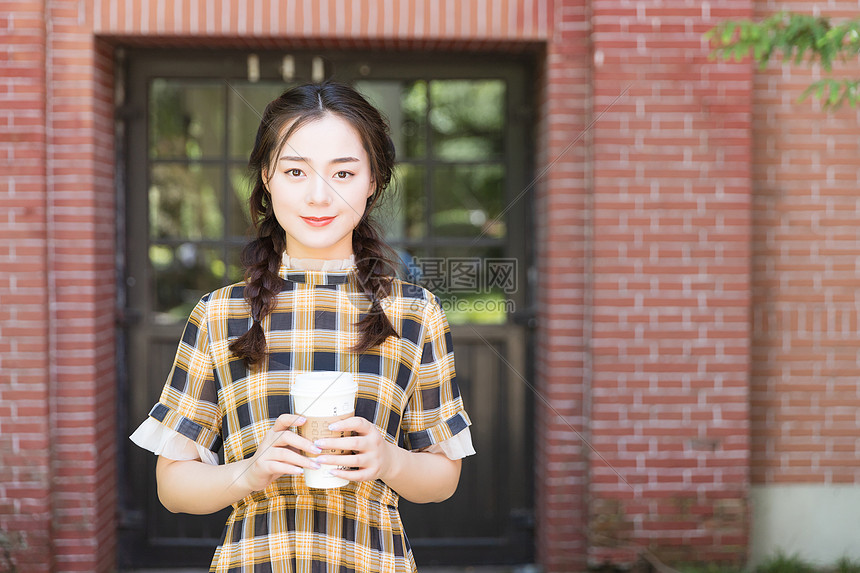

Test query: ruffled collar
[279,253,357,286]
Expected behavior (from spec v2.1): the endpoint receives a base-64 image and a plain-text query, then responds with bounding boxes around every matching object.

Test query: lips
[301,216,335,227]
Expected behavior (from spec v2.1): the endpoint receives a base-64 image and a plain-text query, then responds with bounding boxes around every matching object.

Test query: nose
[306,172,333,206]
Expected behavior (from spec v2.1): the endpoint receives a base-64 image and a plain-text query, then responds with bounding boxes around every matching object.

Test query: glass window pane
[229,82,295,159]
[150,244,226,324]
[149,80,225,159]
[375,163,425,242]
[410,246,512,325]
[149,164,223,240]
[226,246,245,284]
[228,166,254,239]
[354,80,426,160]
[430,80,504,161]
[432,164,506,239]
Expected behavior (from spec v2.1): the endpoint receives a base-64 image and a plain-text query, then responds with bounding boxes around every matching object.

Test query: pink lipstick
[302,216,335,227]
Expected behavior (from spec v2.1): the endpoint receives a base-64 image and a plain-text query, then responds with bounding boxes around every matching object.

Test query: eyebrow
[278,155,361,164]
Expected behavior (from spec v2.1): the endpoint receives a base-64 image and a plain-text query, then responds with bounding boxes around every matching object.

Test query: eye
[286,168,303,177]
[334,171,352,179]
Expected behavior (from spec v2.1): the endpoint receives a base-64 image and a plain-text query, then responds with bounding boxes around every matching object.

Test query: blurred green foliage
[755,552,818,573]
[674,553,860,573]
[678,564,744,573]
[835,557,860,573]
[705,11,860,109]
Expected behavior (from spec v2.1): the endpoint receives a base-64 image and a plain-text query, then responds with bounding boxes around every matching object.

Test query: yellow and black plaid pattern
[147,262,471,572]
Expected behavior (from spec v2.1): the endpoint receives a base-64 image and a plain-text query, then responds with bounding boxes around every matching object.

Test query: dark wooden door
[118,49,536,568]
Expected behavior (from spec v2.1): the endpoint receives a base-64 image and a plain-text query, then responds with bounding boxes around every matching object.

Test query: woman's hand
[236,413,323,493]
[315,416,463,503]
[314,416,399,483]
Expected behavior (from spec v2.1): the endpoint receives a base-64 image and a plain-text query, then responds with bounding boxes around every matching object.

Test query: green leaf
[721,22,737,45]
[798,82,818,103]
[842,80,860,109]
[816,82,826,100]
[829,83,842,106]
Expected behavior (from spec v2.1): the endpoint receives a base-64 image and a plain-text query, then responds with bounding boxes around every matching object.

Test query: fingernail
[314,439,326,449]
[328,423,341,431]
[310,461,321,469]
[295,416,306,424]
[310,445,323,454]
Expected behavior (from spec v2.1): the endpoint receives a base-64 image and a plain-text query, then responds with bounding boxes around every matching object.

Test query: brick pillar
[0,1,54,571]
[534,1,592,570]
[46,1,117,570]
[2,4,117,569]
[587,0,752,565]
[749,0,860,564]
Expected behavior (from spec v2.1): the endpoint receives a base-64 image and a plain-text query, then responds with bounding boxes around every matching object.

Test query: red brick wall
[751,1,860,486]
[0,1,117,570]
[533,0,591,569]
[587,0,752,565]
[46,1,118,562]
[0,1,53,570]
[89,0,550,38]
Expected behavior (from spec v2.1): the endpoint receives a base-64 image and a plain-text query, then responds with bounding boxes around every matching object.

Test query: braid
[228,213,285,365]
[351,216,400,353]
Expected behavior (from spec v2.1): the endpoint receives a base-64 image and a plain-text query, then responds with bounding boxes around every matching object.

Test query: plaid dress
[146,261,472,573]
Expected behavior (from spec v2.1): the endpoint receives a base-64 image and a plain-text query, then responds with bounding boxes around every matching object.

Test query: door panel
[399,326,532,565]
[119,50,535,568]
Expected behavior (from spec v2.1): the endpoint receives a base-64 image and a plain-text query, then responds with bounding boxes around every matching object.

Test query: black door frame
[117,47,538,569]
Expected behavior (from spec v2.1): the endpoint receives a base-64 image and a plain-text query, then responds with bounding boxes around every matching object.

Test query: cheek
[345,181,372,216]
[345,205,365,227]
[269,191,294,222]
[351,193,371,220]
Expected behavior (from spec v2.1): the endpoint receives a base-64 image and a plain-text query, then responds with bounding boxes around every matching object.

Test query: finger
[315,435,367,452]
[326,416,369,433]
[272,413,307,432]
[328,467,373,482]
[272,430,322,454]
[261,460,305,476]
[316,453,365,469]
[265,446,322,470]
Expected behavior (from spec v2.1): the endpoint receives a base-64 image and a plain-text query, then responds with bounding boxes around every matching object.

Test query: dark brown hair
[229,81,400,365]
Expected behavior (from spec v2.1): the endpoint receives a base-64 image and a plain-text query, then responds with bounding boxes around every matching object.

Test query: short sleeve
[143,295,223,454]
[402,294,472,452]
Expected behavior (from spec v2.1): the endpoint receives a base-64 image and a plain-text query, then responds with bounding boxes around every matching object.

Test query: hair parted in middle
[228,80,401,366]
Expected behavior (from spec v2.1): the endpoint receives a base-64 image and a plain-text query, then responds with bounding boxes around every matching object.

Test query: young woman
[130,81,475,572]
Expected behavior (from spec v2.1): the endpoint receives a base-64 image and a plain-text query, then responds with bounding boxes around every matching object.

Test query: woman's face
[264,113,375,260]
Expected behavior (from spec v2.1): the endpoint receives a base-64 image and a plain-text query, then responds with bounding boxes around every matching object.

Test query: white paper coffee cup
[292,371,358,489]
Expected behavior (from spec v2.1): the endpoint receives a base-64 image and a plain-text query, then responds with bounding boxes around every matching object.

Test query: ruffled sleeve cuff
[130,417,219,466]
[424,427,476,460]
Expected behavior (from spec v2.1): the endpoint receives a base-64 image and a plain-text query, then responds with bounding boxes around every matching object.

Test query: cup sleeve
[135,295,223,455]
[401,294,473,453]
